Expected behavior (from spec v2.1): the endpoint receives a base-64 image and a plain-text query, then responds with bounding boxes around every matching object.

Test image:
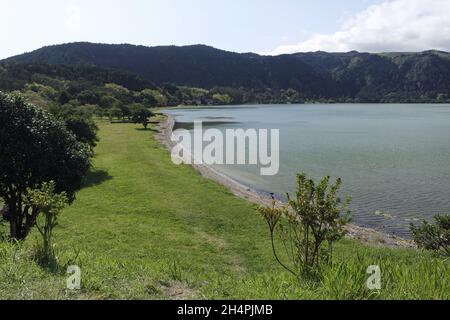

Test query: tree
[139,89,164,107]
[16,89,57,110]
[258,173,351,278]
[137,92,156,107]
[120,104,131,121]
[64,115,99,150]
[25,83,58,100]
[50,104,99,150]
[436,93,448,103]
[410,215,450,256]
[77,90,100,105]
[0,92,92,241]
[104,83,132,104]
[130,104,154,129]
[58,90,71,105]
[99,95,119,109]
[212,93,233,105]
[25,181,68,265]
[109,106,123,122]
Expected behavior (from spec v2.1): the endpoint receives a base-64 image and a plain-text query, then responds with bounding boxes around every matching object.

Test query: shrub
[258,173,351,278]
[24,181,68,265]
[410,215,450,256]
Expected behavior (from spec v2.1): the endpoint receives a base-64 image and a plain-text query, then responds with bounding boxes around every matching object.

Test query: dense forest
[3,42,450,104]
[0,63,237,109]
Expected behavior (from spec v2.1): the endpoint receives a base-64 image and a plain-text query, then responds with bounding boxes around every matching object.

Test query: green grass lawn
[0,120,448,300]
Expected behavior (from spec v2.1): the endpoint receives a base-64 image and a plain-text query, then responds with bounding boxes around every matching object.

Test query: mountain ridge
[3,42,450,102]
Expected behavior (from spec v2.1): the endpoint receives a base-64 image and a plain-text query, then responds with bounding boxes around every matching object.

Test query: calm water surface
[163,104,450,237]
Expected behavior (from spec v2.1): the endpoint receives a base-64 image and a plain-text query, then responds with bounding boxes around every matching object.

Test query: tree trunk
[9,213,23,241]
[9,216,18,240]
[7,201,25,241]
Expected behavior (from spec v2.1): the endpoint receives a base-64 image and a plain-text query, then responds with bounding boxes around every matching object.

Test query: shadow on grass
[34,245,83,275]
[81,169,113,188]
[135,127,158,132]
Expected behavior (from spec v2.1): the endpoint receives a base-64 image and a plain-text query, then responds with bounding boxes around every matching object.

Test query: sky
[1,0,449,59]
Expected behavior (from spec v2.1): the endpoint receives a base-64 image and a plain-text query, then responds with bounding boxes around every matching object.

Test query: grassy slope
[0,120,448,300]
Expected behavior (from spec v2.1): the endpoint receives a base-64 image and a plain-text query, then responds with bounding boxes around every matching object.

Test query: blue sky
[1,0,449,59]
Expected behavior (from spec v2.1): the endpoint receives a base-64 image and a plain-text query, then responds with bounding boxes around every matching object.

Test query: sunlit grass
[0,120,448,299]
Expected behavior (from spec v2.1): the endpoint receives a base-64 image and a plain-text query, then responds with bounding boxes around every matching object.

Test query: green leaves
[0,91,92,240]
[259,173,352,279]
[258,201,284,233]
[25,181,68,219]
[410,215,450,256]
[24,181,68,266]
[130,104,154,129]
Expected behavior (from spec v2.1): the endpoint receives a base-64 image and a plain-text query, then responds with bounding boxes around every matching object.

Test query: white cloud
[267,0,450,55]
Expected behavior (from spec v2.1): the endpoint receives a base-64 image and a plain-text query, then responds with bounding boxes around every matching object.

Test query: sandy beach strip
[156,114,414,248]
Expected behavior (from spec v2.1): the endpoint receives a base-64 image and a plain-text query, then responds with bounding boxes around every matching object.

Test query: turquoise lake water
[163,104,450,237]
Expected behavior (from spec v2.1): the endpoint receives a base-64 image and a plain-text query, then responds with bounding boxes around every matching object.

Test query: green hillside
[4,42,450,103]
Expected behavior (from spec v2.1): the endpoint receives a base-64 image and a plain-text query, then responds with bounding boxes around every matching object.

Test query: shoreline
[156,114,414,248]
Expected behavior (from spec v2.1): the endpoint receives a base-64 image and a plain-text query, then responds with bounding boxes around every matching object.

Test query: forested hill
[3,43,336,98]
[3,42,450,103]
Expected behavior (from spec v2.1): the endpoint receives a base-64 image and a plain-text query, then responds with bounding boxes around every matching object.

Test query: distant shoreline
[161,102,450,110]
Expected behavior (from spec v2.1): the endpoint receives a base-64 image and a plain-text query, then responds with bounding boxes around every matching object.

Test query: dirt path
[156,115,414,249]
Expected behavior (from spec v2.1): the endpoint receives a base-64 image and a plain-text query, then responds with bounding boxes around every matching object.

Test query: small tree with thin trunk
[258,173,351,278]
[25,181,68,265]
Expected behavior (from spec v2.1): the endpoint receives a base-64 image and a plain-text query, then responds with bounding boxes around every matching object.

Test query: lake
[163,104,450,237]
